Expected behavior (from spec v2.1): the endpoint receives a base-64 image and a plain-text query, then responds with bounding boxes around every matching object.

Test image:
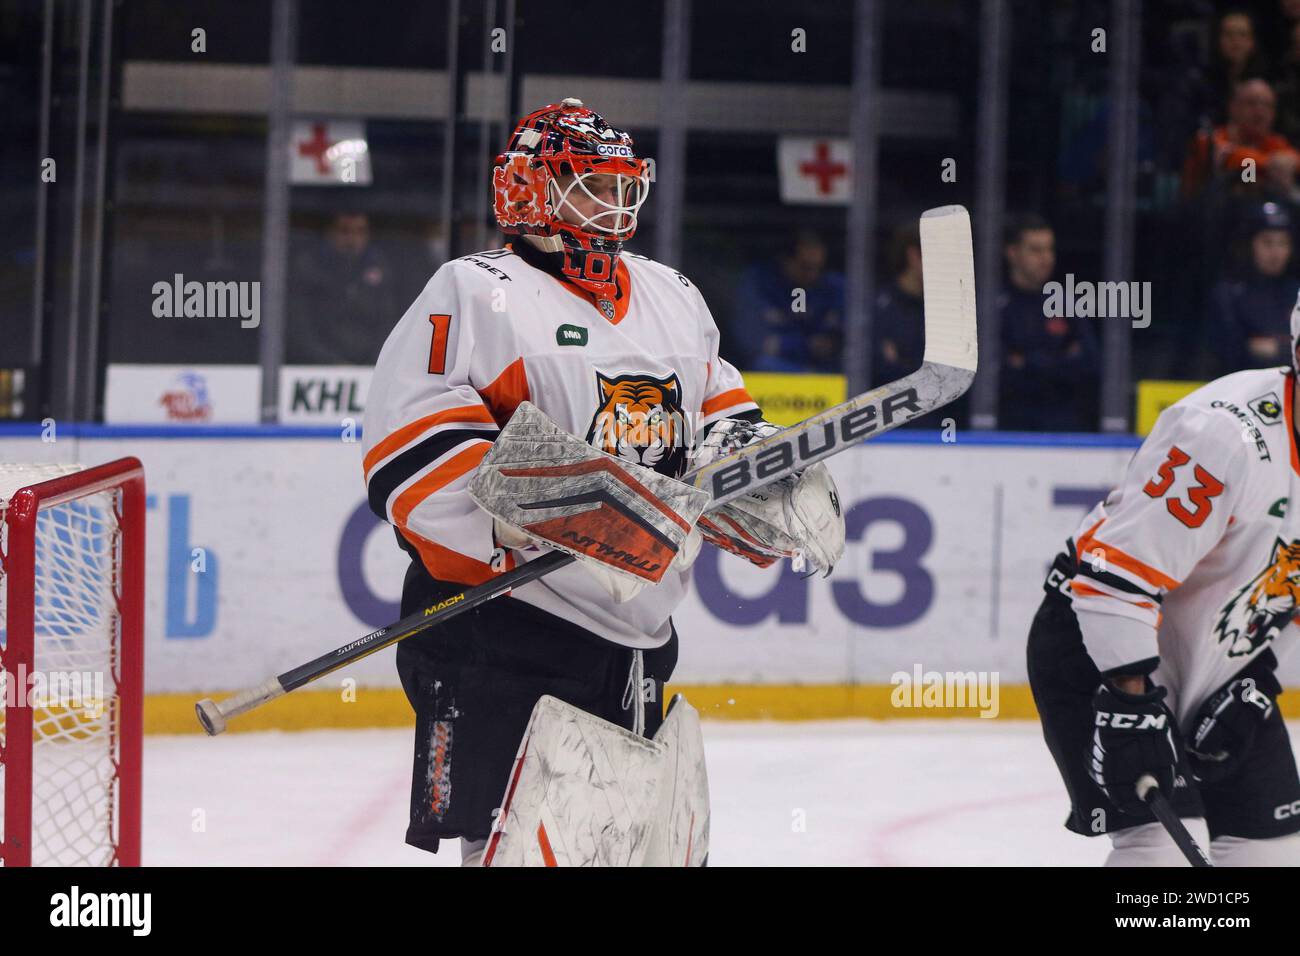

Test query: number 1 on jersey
[428,314,452,374]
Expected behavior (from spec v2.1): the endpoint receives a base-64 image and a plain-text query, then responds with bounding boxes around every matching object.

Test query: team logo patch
[556,323,588,346]
[1213,536,1300,657]
[1249,392,1283,425]
[585,371,686,477]
[597,299,616,320]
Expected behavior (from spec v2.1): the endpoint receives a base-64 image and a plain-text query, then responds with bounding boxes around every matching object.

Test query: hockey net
[0,459,144,866]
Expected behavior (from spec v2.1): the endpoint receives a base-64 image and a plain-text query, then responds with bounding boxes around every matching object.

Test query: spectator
[1202,10,1270,124]
[874,221,968,429]
[288,212,399,365]
[733,230,845,374]
[1209,201,1300,373]
[1263,0,1300,65]
[1274,17,1300,142]
[1182,78,1300,199]
[997,215,1100,432]
[874,222,924,386]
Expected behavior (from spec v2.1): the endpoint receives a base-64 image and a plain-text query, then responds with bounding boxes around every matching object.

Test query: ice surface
[144,720,1297,866]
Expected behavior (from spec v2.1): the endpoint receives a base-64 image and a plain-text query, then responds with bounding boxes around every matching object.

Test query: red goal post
[0,458,145,867]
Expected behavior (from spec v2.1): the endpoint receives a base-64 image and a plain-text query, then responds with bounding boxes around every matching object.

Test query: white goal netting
[0,463,127,866]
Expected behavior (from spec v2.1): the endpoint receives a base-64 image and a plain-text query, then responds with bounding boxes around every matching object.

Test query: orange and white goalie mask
[493,97,652,300]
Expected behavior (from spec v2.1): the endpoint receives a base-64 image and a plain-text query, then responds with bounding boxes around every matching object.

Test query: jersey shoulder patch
[448,248,518,284]
[1165,389,1276,466]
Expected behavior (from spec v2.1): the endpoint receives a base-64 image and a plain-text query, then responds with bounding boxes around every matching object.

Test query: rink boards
[4,425,1297,729]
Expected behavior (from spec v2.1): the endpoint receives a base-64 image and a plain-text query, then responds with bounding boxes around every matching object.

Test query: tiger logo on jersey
[586,371,687,477]
[1213,537,1300,657]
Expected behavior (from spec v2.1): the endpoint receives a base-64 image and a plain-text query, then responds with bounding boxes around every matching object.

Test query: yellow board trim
[738,372,847,427]
[143,684,1300,734]
[1135,379,1205,436]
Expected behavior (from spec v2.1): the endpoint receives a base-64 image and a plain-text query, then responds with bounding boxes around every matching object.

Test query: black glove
[1188,677,1275,785]
[1088,681,1180,815]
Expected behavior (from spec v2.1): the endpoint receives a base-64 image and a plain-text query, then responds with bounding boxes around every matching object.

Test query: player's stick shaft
[1136,774,1213,867]
[195,205,976,735]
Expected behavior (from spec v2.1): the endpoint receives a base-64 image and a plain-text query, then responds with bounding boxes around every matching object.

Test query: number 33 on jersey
[1063,368,1300,722]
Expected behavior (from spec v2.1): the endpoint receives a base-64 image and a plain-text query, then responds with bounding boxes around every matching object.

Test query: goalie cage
[0,459,144,866]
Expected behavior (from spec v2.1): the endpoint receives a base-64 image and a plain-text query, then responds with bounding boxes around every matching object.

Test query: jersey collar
[509,241,633,324]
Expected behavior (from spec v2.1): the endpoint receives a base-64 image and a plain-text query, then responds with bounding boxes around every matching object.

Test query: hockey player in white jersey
[1028,297,1300,866]
[362,99,845,864]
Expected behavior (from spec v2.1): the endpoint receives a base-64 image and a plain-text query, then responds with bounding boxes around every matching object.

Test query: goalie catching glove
[690,418,845,575]
[470,402,709,604]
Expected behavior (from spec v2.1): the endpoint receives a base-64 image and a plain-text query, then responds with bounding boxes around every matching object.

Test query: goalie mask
[493,98,651,299]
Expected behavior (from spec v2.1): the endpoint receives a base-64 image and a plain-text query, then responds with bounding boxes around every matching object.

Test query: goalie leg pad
[645,694,711,867]
[483,695,667,867]
[483,692,711,867]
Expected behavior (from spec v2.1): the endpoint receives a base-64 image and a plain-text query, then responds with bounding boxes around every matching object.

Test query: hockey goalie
[361,99,846,865]
[1028,300,1300,866]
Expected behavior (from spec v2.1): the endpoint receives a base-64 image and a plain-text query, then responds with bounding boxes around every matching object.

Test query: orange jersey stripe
[1076,521,1181,593]
[389,441,501,584]
[477,357,530,427]
[1068,580,1156,609]
[702,387,756,417]
[390,442,491,529]
[399,527,510,586]
[363,404,496,479]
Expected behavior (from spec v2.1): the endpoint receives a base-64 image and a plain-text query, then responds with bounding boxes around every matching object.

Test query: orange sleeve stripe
[477,357,531,427]
[390,442,492,529]
[1076,523,1180,592]
[702,388,756,417]
[398,526,510,586]
[363,404,496,479]
[1068,580,1156,609]
[391,441,509,586]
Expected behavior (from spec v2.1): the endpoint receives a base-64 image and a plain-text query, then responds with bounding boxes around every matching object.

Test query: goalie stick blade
[919,205,978,373]
[681,204,977,508]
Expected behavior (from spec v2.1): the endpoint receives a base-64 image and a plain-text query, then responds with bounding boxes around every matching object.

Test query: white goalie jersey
[1064,366,1300,723]
[362,246,758,648]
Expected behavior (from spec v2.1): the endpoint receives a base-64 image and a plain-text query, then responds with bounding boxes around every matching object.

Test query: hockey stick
[1136,774,1213,867]
[195,204,976,735]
